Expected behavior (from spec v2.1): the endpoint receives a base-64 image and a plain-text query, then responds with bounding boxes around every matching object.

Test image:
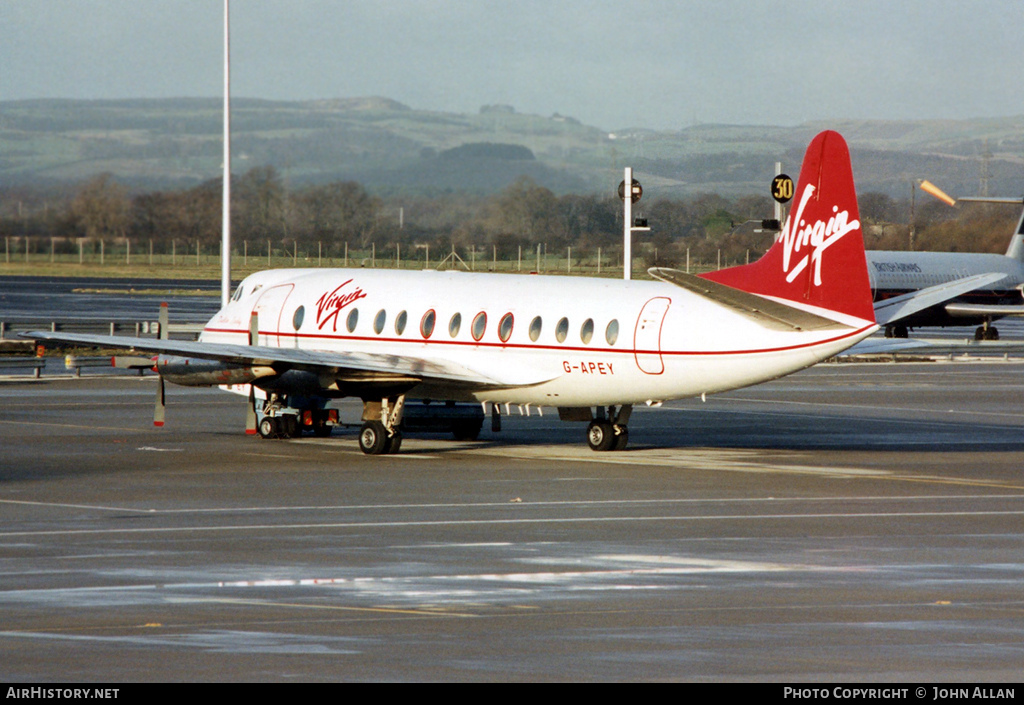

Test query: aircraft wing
[22,330,555,388]
[649,267,850,331]
[873,272,1008,326]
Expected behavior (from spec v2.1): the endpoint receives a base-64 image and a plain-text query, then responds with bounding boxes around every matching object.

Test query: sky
[1,0,1021,131]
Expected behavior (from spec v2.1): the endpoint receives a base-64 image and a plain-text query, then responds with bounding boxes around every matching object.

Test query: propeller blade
[154,373,166,427]
[249,311,259,346]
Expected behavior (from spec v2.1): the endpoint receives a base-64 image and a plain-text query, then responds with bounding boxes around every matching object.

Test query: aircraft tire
[587,421,616,451]
[384,431,403,454]
[613,427,629,451]
[359,421,389,455]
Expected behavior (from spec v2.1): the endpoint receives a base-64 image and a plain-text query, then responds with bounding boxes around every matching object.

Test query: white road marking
[3,508,1024,539]
[0,499,156,514]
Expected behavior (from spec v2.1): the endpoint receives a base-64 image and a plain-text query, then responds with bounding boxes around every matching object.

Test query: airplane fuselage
[200,268,875,408]
[866,250,1024,327]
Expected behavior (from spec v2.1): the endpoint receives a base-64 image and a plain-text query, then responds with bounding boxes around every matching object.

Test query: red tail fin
[701,130,875,322]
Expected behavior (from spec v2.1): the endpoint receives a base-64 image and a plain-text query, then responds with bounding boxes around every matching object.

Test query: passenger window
[555,317,569,343]
[346,308,359,333]
[580,318,594,344]
[529,316,542,342]
[292,306,305,331]
[498,313,514,343]
[373,309,386,335]
[395,310,408,336]
[472,312,487,341]
[449,312,462,338]
[420,310,436,338]
[605,319,619,346]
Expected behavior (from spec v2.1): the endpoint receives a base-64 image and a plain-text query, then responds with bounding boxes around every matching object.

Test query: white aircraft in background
[866,190,1024,340]
[28,130,881,454]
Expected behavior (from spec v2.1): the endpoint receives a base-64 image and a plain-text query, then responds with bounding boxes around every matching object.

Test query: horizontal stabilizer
[955,197,1024,205]
[944,302,1024,318]
[649,267,849,332]
[873,272,1007,325]
[841,337,1024,357]
[839,338,933,356]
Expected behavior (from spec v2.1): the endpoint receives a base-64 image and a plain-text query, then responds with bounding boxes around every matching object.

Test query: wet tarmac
[0,275,220,326]
[2,363,1023,681]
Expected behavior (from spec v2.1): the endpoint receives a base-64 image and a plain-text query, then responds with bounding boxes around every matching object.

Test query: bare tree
[295,181,380,247]
[70,174,130,241]
[235,166,287,244]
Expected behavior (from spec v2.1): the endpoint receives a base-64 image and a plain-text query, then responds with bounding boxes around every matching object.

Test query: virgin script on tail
[782,183,862,287]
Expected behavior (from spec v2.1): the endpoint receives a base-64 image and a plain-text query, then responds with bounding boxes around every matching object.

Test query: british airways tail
[701,130,876,324]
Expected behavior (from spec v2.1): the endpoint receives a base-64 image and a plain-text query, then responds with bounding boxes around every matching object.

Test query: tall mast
[220,0,232,308]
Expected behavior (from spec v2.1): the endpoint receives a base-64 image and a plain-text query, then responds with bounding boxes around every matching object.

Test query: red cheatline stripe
[200,324,874,358]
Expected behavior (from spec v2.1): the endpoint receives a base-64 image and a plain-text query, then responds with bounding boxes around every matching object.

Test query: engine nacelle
[155,356,276,387]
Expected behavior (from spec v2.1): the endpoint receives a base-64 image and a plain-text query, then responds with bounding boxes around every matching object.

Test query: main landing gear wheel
[359,421,388,455]
[359,421,402,455]
[613,426,629,451]
[384,431,403,454]
[587,421,617,451]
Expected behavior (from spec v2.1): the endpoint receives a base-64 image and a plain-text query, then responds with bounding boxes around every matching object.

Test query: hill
[2,98,1023,198]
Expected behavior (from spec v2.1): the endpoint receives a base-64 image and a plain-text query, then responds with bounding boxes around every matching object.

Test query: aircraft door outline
[633,296,671,375]
[251,284,295,347]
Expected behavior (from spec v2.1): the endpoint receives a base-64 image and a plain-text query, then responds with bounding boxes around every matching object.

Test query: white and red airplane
[29,130,880,454]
